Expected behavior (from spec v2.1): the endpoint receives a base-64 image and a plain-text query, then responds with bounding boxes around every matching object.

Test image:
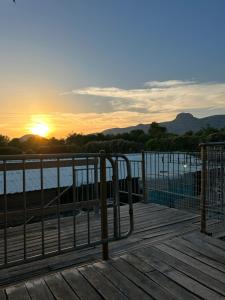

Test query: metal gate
[0,152,133,268]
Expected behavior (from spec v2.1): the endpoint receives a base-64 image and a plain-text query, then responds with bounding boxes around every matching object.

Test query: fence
[200,143,225,235]
[0,152,133,268]
[142,151,201,212]
[2,147,222,268]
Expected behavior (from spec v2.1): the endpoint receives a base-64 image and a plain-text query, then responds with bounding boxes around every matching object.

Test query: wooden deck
[1,202,225,299]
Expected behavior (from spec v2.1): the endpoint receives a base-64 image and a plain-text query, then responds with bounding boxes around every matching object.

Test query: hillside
[102,113,225,135]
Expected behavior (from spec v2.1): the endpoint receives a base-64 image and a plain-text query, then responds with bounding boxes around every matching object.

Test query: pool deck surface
[1,202,225,299]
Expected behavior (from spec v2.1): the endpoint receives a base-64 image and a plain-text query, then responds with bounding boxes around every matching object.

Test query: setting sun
[30,123,49,137]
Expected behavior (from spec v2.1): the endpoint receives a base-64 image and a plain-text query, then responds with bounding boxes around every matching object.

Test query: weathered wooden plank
[0,225,183,264]
[0,202,180,241]
[62,267,102,300]
[79,264,127,300]
[6,284,31,300]
[0,290,6,300]
[111,257,177,300]
[93,261,153,300]
[156,243,225,284]
[0,204,179,260]
[2,201,225,300]
[121,253,200,300]
[183,233,225,263]
[147,269,200,300]
[2,211,196,265]
[0,225,196,270]
[25,278,54,300]
[134,247,225,300]
[165,237,225,273]
[188,232,225,251]
[135,246,225,297]
[119,253,154,273]
[44,272,79,300]
[0,202,200,286]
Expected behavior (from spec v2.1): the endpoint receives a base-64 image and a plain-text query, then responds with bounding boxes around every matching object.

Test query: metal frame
[0,152,133,268]
[142,151,201,210]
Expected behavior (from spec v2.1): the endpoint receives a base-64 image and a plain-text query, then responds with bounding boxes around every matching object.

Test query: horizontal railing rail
[0,158,96,171]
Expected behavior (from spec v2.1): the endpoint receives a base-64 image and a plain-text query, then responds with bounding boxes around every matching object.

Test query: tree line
[0,122,225,154]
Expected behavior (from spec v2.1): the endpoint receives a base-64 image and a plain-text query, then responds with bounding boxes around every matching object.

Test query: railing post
[99,150,109,260]
[200,144,207,233]
[94,158,99,216]
[141,151,147,203]
[112,157,119,238]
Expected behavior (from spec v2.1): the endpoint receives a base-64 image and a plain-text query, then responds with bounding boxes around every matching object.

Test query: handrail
[0,153,101,160]
[199,142,225,147]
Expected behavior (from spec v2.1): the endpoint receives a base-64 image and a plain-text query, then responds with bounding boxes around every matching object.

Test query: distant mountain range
[102,113,225,135]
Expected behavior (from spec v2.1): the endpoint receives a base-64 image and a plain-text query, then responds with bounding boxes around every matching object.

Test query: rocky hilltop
[103,113,225,135]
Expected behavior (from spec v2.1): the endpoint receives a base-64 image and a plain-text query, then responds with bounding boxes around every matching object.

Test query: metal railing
[140,148,225,236]
[200,143,225,235]
[5,146,223,267]
[117,155,143,202]
[0,152,133,268]
[142,151,201,212]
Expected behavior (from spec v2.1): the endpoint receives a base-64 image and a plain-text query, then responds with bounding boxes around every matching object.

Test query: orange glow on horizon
[30,122,49,137]
[28,115,53,138]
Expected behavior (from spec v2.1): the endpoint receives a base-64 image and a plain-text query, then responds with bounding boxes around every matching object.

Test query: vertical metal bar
[141,151,147,203]
[72,157,76,248]
[86,157,90,245]
[154,152,157,196]
[23,159,27,260]
[117,158,121,237]
[167,152,170,205]
[162,153,165,205]
[157,153,160,204]
[57,158,61,252]
[134,161,137,194]
[40,158,45,256]
[100,150,109,260]
[76,169,79,203]
[3,160,7,265]
[201,145,207,233]
[122,155,133,236]
[81,170,84,202]
[113,157,119,238]
[93,158,99,215]
[220,147,224,216]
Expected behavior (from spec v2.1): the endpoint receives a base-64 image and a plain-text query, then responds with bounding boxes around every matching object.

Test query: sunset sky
[1,0,225,138]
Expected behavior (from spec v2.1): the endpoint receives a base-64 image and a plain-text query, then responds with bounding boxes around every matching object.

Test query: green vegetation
[0,123,225,154]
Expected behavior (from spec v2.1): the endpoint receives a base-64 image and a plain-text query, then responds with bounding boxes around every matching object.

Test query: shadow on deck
[1,203,225,299]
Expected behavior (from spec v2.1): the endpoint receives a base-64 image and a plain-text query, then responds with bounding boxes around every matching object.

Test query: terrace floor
[1,203,225,299]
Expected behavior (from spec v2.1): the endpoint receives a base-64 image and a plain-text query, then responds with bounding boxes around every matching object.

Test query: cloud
[2,80,225,137]
[69,80,225,114]
[144,80,195,88]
